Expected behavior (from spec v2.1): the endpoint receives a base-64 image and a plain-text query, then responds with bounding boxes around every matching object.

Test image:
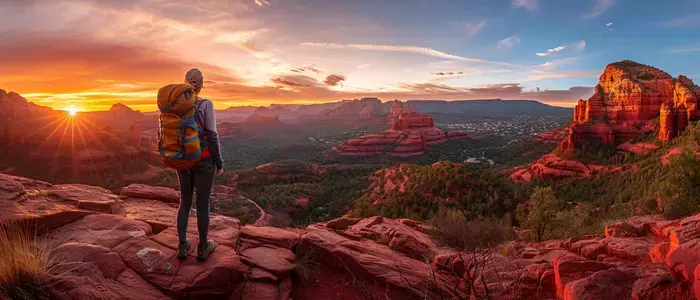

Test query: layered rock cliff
[560,60,700,151]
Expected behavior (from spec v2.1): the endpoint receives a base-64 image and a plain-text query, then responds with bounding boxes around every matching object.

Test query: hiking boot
[177,239,190,260]
[197,239,216,261]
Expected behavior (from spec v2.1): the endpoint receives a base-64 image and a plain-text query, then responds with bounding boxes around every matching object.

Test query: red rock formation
[128,122,142,145]
[561,60,700,150]
[388,99,415,121]
[217,122,236,138]
[3,172,700,300]
[391,112,435,130]
[616,142,660,155]
[536,128,568,144]
[509,153,640,182]
[334,111,468,157]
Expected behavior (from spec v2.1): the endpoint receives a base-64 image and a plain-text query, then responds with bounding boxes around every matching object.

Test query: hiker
[155,68,224,261]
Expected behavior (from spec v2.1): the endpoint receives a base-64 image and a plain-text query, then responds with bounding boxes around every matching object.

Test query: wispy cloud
[300,42,523,68]
[665,46,700,54]
[497,35,520,49]
[535,57,580,70]
[527,70,600,81]
[255,0,270,7]
[582,0,615,19]
[94,79,119,83]
[606,22,613,27]
[214,29,270,45]
[291,64,322,74]
[659,14,700,27]
[466,20,487,37]
[536,40,586,56]
[511,0,538,12]
[536,46,567,57]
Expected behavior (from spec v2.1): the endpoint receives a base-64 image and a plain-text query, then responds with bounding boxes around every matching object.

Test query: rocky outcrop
[561,60,700,151]
[509,154,639,183]
[333,111,471,157]
[616,142,660,155]
[4,172,700,300]
[510,154,592,182]
[536,128,568,144]
[0,172,296,300]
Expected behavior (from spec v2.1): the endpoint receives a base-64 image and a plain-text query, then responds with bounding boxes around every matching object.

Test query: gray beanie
[185,68,204,91]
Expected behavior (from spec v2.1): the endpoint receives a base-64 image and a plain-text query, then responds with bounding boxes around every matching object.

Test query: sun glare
[67,106,79,116]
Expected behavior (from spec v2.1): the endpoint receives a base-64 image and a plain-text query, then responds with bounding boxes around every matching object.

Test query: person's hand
[216,168,224,176]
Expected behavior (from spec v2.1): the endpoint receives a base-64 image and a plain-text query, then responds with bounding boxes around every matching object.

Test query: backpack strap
[194,98,211,149]
[194,98,210,129]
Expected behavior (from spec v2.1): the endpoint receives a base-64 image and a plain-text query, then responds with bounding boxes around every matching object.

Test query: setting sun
[67,106,79,116]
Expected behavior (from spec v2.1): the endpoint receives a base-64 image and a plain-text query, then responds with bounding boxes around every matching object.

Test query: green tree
[663,151,700,218]
[516,187,561,242]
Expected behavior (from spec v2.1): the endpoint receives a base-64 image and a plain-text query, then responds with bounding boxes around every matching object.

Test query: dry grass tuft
[0,222,52,300]
[293,248,320,283]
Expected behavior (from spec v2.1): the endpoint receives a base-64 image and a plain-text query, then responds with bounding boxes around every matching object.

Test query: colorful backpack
[156,84,208,170]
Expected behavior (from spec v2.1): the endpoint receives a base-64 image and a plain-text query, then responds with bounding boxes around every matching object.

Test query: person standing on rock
[175,68,225,261]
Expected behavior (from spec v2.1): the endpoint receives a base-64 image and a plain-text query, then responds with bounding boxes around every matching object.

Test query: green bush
[429,207,514,251]
[662,151,700,218]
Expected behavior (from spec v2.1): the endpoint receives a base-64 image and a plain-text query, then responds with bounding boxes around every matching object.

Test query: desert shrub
[664,197,696,219]
[429,207,514,251]
[496,241,518,257]
[545,201,633,240]
[267,213,292,228]
[638,73,655,80]
[0,223,52,300]
[638,196,661,215]
[222,208,256,226]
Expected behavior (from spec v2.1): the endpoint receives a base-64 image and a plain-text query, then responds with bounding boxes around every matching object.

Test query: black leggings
[176,157,216,246]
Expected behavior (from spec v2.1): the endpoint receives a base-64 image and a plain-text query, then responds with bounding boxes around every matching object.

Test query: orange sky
[0,0,631,112]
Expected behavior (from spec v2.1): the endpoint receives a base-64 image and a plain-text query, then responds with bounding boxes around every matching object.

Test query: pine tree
[516,187,561,242]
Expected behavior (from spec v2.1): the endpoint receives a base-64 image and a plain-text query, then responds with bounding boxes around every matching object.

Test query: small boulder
[240,225,300,249]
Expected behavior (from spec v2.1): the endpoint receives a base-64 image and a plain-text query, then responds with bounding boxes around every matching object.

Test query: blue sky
[0,0,698,110]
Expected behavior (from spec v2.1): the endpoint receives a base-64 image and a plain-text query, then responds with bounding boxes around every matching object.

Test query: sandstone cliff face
[562,61,700,151]
[3,172,700,300]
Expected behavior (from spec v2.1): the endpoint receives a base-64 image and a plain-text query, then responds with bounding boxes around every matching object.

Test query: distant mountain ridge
[220,98,571,121]
[402,99,571,115]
